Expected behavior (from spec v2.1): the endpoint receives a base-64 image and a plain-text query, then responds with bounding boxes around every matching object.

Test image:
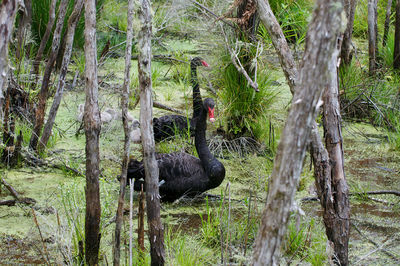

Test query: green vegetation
[2,0,400,265]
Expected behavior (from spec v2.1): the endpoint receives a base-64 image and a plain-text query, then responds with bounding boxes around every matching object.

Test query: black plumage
[153,57,209,141]
[128,98,225,202]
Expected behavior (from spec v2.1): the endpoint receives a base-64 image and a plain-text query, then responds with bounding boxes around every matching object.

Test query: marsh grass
[283,217,327,265]
[217,50,278,141]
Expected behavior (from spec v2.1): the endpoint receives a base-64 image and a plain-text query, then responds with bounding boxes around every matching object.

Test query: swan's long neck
[191,63,202,120]
[195,106,213,169]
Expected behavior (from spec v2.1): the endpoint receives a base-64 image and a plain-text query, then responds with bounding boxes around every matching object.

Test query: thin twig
[219,24,259,92]
[352,222,399,262]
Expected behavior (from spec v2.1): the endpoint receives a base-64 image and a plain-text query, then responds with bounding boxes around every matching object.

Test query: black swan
[153,57,209,141]
[128,98,225,202]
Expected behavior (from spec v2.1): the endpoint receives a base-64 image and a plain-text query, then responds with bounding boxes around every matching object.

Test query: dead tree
[30,0,57,82]
[368,0,378,75]
[252,0,345,264]
[84,0,102,264]
[113,0,135,264]
[394,0,400,69]
[38,0,84,151]
[320,50,350,265]
[29,0,69,151]
[340,0,357,66]
[138,0,165,264]
[382,0,393,47]
[0,0,19,123]
[15,0,32,62]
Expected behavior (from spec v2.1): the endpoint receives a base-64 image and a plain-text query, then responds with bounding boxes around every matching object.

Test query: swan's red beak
[201,60,209,67]
[208,107,215,123]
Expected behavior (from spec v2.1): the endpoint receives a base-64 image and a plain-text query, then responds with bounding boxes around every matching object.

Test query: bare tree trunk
[30,0,57,81]
[138,0,165,265]
[84,0,101,264]
[29,0,69,151]
[341,0,357,66]
[394,0,400,69]
[321,52,350,265]
[382,0,393,47]
[255,0,298,94]
[113,0,135,264]
[252,0,344,264]
[0,0,19,124]
[38,0,84,151]
[368,0,377,75]
[15,0,32,62]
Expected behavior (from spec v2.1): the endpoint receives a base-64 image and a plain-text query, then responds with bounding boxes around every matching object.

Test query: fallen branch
[153,101,184,114]
[131,54,186,63]
[1,177,20,199]
[352,222,399,262]
[302,190,400,202]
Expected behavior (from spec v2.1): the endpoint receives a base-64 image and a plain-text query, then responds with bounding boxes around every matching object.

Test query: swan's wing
[156,152,203,181]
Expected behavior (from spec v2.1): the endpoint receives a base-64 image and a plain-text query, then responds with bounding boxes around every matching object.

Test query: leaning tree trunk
[29,0,69,151]
[382,0,393,47]
[0,0,19,124]
[38,0,84,151]
[252,0,344,264]
[113,0,135,264]
[394,0,400,69]
[368,0,378,75]
[30,0,57,83]
[84,0,101,264]
[340,0,357,66]
[138,0,165,265]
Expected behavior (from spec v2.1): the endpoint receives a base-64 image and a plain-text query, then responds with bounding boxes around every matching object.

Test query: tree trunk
[321,51,350,265]
[0,0,19,124]
[38,0,84,151]
[29,0,69,151]
[340,0,357,66]
[84,0,101,264]
[252,0,344,264]
[113,0,135,264]
[30,0,57,82]
[382,0,393,47]
[368,0,377,75]
[138,0,165,265]
[15,0,32,62]
[394,0,400,69]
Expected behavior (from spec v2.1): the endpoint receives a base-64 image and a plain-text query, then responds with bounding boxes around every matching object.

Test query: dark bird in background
[153,57,209,141]
[128,98,225,202]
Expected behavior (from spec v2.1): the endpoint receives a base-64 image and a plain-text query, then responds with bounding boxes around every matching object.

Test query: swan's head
[204,98,215,123]
[191,57,209,68]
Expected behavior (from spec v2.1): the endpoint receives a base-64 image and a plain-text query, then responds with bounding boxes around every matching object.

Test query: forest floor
[1,39,400,264]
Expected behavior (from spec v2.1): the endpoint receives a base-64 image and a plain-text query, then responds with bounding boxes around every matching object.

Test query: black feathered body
[153,115,195,141]
[128,98,225,202]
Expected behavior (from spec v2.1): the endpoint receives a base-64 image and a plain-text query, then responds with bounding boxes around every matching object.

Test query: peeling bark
[138,0,165,264]
[252,0,345,264]
[0,0,19,123]
[321,52,350,265]
[84,0,102,264]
